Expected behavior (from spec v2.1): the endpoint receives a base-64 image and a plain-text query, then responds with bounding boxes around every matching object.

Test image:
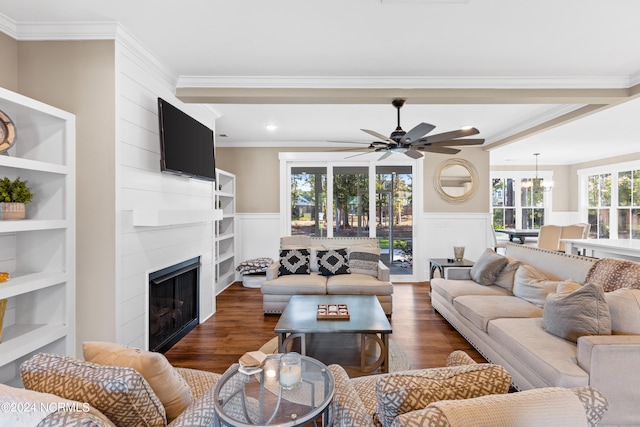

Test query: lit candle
[279,353,302,389]
[280,364,302,389]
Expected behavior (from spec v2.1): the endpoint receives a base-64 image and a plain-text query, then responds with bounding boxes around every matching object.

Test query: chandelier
[521,153,554,191]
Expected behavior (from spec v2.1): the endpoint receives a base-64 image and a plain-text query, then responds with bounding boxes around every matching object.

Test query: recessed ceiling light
[461,125,474,130]
[265,124,277,131]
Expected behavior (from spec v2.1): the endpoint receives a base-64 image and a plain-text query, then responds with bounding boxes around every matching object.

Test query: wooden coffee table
[275,295,392,373]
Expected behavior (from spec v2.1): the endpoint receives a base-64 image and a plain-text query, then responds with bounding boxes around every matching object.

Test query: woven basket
[1,202,25,220]
[0,299,6,343]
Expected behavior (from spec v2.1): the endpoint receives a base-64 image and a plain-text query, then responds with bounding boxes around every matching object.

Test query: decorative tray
[317,303,350,320]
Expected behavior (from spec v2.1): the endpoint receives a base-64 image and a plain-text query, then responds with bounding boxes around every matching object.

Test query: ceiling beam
[176,87,630,105]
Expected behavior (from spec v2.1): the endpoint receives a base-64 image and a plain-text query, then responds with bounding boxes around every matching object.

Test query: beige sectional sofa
[430,243,640,426]
[262,236,393,314]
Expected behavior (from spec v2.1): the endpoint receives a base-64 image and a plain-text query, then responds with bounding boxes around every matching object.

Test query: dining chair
[491,228,509,254]
[558,224,586,252]
[537,225,563,251]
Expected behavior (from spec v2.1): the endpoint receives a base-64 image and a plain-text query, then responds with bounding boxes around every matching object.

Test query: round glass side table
[214,354,334,427]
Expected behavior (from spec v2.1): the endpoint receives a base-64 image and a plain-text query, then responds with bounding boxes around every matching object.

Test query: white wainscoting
[419,213,493,281]
[237,213,281,263]
[113,36,218,349]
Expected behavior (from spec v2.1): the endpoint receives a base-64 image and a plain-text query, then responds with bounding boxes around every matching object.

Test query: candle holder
[453,246,465,262]
[279,352,302,390]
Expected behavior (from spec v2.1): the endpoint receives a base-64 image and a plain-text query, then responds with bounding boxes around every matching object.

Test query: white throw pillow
[493,257,520,292]
[513,264,564,308]
[604,288,640,335]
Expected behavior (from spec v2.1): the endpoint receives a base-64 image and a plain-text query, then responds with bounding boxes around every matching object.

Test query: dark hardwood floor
[164,282,486,374]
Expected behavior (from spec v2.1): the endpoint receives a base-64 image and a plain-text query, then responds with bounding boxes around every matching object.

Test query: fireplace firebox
[149,257,200,353]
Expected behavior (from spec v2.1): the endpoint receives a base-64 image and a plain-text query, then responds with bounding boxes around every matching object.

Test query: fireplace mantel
[133,209,223,227]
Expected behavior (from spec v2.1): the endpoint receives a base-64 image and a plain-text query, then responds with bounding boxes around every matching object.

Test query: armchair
[329,350,608,427]
[16,347,223,427]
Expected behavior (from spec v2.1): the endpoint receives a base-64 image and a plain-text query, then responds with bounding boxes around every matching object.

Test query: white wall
[114,36,217,348]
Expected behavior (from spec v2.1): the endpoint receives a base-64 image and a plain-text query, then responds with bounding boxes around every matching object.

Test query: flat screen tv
[158,97,216,182]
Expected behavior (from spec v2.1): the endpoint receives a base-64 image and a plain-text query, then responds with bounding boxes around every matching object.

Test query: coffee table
[214,354,334,427]
[275,295,393,373]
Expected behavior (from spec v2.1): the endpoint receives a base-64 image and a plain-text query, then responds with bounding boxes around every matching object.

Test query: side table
[214,354,334,427]
[429,258,475,280]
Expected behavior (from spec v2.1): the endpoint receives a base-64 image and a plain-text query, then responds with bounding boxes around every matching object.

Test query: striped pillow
[349,247,380,277]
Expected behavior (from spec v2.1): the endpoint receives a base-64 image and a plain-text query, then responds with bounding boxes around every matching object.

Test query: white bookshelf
[214,169,236,294]
[0,87,75,386]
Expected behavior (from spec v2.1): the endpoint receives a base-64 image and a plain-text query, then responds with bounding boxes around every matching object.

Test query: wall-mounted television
[158,97,216,182]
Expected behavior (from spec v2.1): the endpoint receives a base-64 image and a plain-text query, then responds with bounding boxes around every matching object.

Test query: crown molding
[0,13,18,39]
[177,75,631,90]
[6,18,120,40]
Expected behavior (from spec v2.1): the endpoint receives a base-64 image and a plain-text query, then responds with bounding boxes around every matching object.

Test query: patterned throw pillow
[83,341,192,422]
[585,257,640,291]
[278,249,311,275]
[317,248,350,276]
[375,364,511,427]
[349,246,380,278]
[20,353,166,427]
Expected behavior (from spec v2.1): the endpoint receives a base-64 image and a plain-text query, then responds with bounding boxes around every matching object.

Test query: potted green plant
[0,177,34,220]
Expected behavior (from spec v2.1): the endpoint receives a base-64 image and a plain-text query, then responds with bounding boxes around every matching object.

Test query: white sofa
[430,243,640,426]
[262,236,393,314]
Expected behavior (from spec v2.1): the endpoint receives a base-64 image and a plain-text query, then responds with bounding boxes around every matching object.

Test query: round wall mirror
[433,158,478,204]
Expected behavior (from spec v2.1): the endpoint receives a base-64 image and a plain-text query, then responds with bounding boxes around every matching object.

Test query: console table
[563,238,640,261]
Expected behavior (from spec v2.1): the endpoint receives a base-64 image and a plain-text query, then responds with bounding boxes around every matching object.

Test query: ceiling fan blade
[404,149,424,159]
[330,146,376,152]
[378,151,393,160]
[429,138,485,147]
[362,129,394,143]
[401,122,435,143]
[345,151,375,159]
[418,146,461,155]
[417,127,480,144]
[326,140,378,145]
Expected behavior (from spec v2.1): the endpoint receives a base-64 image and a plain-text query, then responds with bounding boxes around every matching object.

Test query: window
[579,161,640,240]
[492,178,515,228]
[290,167,326,236]
[587,173,611,238]
[281,152,421,277]
[491,172,551,230]
[617,169,640,239]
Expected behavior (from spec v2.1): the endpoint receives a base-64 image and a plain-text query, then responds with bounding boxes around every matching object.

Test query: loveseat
[262,236,394,314]
[329,350,608,427]
[430,243,640,426]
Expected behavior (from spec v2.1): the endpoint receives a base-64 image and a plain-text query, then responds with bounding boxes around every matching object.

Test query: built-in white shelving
[0,87,75,386]
[214,169,237,294]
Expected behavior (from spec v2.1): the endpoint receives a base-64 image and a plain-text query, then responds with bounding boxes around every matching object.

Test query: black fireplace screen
[149,257,200,353]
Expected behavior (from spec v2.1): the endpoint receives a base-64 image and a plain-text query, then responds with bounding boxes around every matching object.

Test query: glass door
[290,167,327,236]
[376,166,413,274]
[333,167,369,237]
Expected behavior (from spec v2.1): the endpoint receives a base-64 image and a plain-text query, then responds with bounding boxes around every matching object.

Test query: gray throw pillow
[469,249,509,286]
[543,282,611,342]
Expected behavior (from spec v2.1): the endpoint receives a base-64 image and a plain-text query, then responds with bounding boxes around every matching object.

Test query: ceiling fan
[332,99,485,160]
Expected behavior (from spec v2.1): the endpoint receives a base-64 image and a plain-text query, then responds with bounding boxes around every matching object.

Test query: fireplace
[149,257,200,353]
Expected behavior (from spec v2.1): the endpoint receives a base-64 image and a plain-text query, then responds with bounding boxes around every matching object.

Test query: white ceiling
[2,0,640,166]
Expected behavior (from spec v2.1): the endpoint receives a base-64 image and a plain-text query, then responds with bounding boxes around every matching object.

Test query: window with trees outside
[285,157,417,276]
[491,173,550,230]
[581,163,640,240]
